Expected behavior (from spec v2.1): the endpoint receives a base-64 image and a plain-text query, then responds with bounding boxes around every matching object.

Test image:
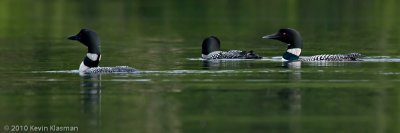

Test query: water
[0,0,400,133]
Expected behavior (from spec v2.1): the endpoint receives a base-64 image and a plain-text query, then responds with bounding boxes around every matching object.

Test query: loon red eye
[282,32,287,36]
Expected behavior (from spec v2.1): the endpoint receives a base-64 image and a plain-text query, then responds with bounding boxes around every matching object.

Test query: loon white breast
[68,29,138,74]
[262,28,363,61]
[201,36,262,59]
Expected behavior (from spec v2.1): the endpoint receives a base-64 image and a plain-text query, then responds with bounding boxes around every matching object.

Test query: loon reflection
[283,60,301,69]
[278,61,302,131]
[81,74,101,132]
[202,60,262,70]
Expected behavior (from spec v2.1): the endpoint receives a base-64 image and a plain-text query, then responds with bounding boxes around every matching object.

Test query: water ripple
[188,56,400,62]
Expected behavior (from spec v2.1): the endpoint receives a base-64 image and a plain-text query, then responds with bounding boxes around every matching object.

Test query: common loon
[201,36,262,59]
[68,29,138,74]
[262,28,363,61]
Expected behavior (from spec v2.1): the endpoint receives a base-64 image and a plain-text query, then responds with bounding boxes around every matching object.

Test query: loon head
[202,36,221,57]
[263,28,303,61]
[68,29,101,54]
[68,29,101,72]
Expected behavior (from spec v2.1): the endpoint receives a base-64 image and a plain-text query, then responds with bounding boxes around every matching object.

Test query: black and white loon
[262,28,363,61]
[201,36,262,59]
[68,29,138,74]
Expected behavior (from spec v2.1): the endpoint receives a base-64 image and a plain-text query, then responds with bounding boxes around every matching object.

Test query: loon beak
[262,33,280,39]
[68,35,80,40]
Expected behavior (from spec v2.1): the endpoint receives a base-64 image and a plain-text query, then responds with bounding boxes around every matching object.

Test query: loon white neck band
[87,53,99,61]
[80,53,100,72]
[287,48,302,56]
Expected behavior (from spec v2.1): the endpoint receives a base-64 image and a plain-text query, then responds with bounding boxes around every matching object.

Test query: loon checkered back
[201,36,262,59]
[300,51,363,61]
[84,66,138,74]
[263,28,363,61]
[68,29,138,74]
[301,53,363,61]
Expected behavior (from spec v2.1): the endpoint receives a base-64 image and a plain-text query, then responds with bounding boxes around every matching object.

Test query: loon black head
[68,29,101,72]
[263,28,303,61]
[202,36,221,56]
[68,29,101,54]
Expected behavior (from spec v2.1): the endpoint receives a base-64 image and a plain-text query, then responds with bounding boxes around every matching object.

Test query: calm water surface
[0,0,400,133]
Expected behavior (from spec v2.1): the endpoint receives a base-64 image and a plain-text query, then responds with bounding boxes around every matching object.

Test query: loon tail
[84,66,138,74]
[301,53,364,61]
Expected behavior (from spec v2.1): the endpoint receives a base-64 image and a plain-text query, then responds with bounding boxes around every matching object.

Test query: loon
[68,29,138,74]
[262,28,363,61]
[201,36,262,59]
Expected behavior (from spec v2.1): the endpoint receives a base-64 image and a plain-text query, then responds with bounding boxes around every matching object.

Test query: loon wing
[301,53,363,61]
[84,66,138,74]
[205,50,262,59]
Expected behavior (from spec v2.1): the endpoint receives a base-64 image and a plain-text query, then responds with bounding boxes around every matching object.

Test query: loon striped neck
[283,48,301,61]
[79,53,101,72]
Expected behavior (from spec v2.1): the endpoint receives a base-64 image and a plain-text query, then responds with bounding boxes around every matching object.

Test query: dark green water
[0,0,400,133]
